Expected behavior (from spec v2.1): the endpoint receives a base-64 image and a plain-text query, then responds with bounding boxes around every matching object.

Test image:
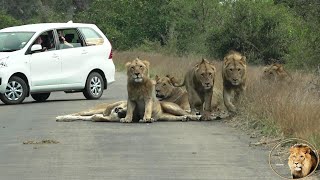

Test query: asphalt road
[0,72,282,180]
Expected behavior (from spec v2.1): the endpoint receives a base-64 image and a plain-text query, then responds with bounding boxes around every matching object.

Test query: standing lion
[222,51,247,114]
[174,58,217,121]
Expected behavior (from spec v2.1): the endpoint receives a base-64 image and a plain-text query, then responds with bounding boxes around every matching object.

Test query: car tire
[31,93,51,102]
[0,76,28,105]
[83,72,104,100]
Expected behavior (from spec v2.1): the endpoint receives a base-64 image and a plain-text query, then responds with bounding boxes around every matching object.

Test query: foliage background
[1,0,320,68]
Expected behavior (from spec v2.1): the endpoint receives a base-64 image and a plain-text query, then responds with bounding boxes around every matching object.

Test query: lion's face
[262,63,286,81]
[195,59,216,90]
[110,104,127,119]
[288,145,312,174]
[223,53,246,86]
[126,58,150,83]
[155,75,176,100]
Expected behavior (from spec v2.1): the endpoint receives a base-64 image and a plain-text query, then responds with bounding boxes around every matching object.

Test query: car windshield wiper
[0,49,18,52]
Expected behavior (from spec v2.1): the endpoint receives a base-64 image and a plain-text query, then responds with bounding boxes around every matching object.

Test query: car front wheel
[31,93,51,102]
[83,72,104,100]
[0,76,28,105]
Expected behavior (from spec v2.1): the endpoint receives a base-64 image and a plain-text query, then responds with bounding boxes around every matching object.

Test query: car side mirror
[30,44,42,52]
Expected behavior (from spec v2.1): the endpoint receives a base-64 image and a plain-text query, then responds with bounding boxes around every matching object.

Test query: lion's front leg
[187,88,201,115]
[120,100,135,123]
[223,88,236,114]
[140,98,154,123]
[201,90,213,121]
[91,114,120,122]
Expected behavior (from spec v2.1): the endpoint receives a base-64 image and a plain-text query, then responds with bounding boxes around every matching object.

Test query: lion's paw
[139,118,155,123]
[120,118,132,123]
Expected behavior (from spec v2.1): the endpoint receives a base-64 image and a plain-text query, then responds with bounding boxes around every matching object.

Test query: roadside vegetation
[1,0,319,147]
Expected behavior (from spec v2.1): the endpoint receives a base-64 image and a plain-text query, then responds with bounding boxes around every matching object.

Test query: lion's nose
[233,78,237,81]
[295,162,299,165]
[135,73,140,77]
[205,82,210,86]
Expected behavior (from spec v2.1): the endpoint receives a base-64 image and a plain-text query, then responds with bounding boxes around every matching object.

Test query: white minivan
[0,22,115,105]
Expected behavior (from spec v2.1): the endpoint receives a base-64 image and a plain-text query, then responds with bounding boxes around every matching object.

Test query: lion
[288,144,319,179]
[56,100,200,122]
[56,101,127,122]
[155,74,224,112]
[222,50,247,114]
[121,58,200,123]
[174,58,217,120]
[262,63,292,81]
[155,75,190,111]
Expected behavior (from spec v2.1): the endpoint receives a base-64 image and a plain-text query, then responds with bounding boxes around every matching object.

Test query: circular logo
[269,138,319,179]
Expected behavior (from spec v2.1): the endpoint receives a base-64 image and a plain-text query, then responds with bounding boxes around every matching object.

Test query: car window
[31,30,56,52]
[0,32,35,52]
[78,27,104,46]
[56,28,84,49]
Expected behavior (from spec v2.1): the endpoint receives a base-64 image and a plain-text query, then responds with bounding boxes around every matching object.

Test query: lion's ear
[278,64,284,72]
[169,76,179,85]
[289,147,294,153]
[125,61,131,68]
[305,147,311,154]
[142,60,150,68]
[155,75,160,81]
[240,56,246,64]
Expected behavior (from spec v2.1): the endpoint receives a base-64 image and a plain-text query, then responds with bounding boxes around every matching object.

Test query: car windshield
[0,32,35,52]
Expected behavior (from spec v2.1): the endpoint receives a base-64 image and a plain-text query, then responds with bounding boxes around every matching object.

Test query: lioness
[155,75,190,110]
[262,63,292,81]
[174,58,216,120]
[121,58,199,123]
[155,74,224,112]
[56,100,200,122]
[288,144,319,179]
[222,51,247,114]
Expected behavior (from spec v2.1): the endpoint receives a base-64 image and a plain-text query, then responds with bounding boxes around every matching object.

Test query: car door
[57,28,88,86]
[29,30,62,87]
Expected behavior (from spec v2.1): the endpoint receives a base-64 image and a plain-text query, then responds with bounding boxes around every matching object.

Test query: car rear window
[79,27,104,46]
[0,32,35,52]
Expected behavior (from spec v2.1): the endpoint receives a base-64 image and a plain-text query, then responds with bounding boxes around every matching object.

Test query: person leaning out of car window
[58,30,73,49]
[33,36,47,52]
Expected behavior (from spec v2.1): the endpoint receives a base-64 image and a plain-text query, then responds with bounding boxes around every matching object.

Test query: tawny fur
[122,58,200,123]
[288,144,319,179]
[174,58,217,121]
[222,51,247,114]
[155,74,224,112]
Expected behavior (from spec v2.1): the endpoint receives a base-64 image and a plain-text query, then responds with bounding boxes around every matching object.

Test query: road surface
[0,72,281,179]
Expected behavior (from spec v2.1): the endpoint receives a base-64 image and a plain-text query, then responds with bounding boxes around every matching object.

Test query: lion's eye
[201,73,205,77]
[209,73,212,76]
[237,68,241,71]
[300,155,304,158]
[163,83,166,86]
[229,68,233,71]
[140,65,143,68]
[131,67,134,70]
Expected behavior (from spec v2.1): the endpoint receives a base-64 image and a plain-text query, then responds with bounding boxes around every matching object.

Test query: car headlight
[0,57,8,68]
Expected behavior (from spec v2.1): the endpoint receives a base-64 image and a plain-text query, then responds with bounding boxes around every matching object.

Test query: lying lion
[262,63,292,81]
[56,100,200,122]
[174,58,217,120]
[288,144,319,179]
[155,74,225,112]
